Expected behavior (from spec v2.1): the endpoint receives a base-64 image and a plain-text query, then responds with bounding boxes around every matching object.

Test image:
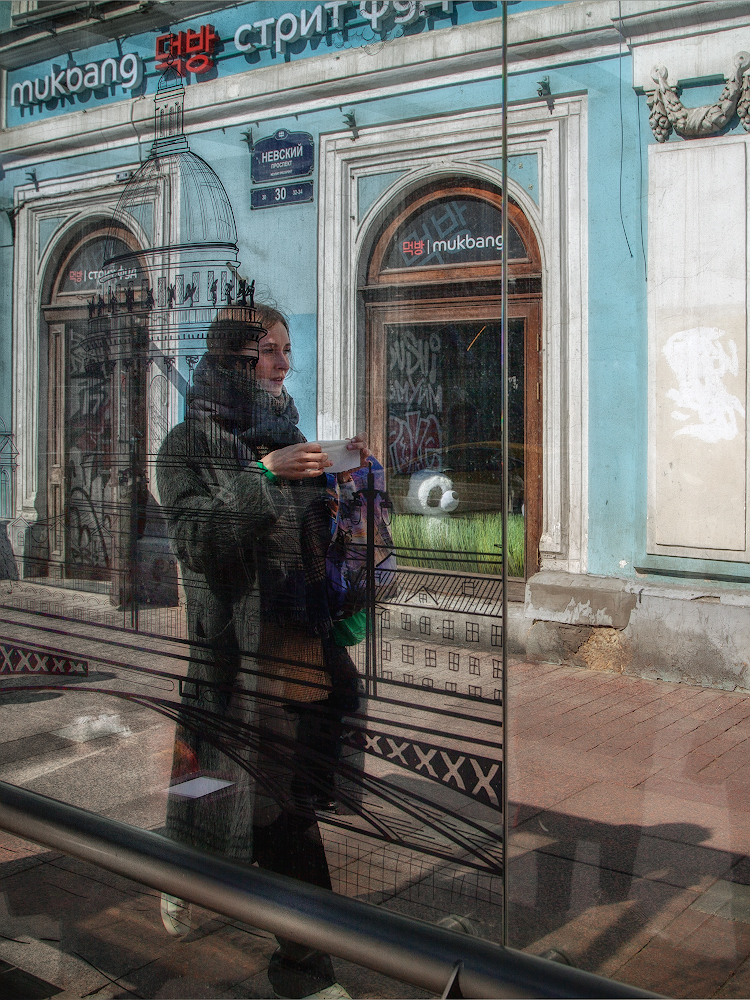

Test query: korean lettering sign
[156,24,218,75]
[251,130,315,184]
[382,198,527,269]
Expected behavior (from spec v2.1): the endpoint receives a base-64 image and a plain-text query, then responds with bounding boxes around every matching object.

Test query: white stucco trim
[618,0,750,91]
[317,97,588,575]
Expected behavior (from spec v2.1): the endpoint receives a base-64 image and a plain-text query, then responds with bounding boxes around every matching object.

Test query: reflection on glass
[2,2,747,997]
[0,6,517,998]
[386,319,524,576]
[59,236,131,294]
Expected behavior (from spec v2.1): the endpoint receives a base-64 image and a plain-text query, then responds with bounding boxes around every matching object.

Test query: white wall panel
[648,138,748,556]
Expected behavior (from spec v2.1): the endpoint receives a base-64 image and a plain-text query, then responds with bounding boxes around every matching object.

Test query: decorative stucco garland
[647,51,750,141]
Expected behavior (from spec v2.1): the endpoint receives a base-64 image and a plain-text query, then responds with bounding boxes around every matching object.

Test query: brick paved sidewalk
[5,659,750,997]
[508,659,750,998]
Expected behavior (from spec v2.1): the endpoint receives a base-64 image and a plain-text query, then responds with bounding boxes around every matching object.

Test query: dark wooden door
[361,181,543,578]
[45,314,116,581]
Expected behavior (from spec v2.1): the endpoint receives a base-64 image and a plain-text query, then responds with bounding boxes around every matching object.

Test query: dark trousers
[252,700,343,998]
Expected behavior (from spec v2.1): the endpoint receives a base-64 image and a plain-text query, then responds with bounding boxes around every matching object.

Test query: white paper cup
[315,439,361,475]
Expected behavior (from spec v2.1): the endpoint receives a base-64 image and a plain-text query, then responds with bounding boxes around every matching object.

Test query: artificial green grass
[390,512,524,576]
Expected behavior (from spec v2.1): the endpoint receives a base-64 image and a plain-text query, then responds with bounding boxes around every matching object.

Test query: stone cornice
[615,0,750,47]
[0,2,617,170]
[615,0,750,91]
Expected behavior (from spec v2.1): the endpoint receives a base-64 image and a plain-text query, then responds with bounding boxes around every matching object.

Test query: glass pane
[6,3,750,997]
[1,4,511,999]
[386,318,524,575]
[66,318,114,576]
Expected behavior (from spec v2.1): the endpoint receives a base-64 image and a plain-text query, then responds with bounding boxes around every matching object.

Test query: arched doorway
[39,220,142,588]
[361,178,542,577]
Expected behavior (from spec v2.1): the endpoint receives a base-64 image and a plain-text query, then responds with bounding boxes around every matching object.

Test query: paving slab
[506,659,750,997]
[615,910,750,998]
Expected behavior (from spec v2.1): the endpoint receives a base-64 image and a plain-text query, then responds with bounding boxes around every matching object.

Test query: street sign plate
[251,182,314,210]
[251,129,314,183]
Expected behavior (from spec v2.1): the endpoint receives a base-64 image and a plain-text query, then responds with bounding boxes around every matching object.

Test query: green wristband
[256,461,278,484]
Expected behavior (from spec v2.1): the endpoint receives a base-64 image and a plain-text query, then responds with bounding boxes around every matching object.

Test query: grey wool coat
[156,410,335,860]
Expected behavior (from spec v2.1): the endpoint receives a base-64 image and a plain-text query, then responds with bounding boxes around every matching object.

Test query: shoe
[160,892,192,937]
[313,796,338,813]
[300,985,351,999]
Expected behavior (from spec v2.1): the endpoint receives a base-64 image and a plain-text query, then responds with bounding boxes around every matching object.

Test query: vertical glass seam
[501,0,510,949]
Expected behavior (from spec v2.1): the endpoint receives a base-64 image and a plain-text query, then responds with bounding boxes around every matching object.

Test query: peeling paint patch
[663,327,745,443]
[563,597,614,626]
[573,628,632,674]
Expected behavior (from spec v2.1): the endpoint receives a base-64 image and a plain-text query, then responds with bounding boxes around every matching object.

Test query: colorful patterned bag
[325,457,397,631]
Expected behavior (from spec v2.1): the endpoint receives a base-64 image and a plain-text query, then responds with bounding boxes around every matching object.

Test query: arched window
[362,179,542,579]
[38,222,143,587]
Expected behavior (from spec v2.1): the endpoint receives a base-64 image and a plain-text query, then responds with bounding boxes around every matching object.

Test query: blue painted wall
[1,1,746,582]
[285,313,318,441]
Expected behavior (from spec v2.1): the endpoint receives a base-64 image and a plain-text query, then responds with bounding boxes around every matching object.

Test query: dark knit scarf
[187,355,333,636]
[188,354,303,449]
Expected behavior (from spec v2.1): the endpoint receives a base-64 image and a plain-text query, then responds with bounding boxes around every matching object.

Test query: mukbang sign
[403,233,503,257]
[385,198,515,268]
[7,1,463,122]
[10,54,143,109]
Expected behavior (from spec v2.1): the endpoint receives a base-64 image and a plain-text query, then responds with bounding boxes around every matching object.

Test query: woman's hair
[255,303,289,336]
[206,303,289,355]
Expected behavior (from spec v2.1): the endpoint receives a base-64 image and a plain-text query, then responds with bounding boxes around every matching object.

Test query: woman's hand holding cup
[262,443,332,480]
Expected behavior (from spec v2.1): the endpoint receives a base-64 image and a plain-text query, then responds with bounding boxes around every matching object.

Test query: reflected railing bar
[0,605,506,719]
[0,607,194,652]
[388,544,502,555]
[0,609,338,695]
[0,635,501,725]
[363,684,504,714]
[0,684,503,871]
[0,780,663,1000]
[343,711,503,749]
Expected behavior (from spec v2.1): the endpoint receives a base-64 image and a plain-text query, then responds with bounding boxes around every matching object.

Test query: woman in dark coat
[156,306,363,1000]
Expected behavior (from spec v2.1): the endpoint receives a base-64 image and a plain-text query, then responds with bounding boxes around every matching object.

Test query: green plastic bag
[331,609,367,647]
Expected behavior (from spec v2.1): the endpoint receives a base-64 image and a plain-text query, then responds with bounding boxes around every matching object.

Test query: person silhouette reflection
[156,307,364,999]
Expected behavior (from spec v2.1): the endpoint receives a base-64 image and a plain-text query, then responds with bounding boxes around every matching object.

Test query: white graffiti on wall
[662,326,746,443]
[389,329,443,473]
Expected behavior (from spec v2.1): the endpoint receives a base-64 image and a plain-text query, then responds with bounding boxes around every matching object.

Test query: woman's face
[246,321,291,396]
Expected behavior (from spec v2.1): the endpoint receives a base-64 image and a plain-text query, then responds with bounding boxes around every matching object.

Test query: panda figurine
[404,470,459,517]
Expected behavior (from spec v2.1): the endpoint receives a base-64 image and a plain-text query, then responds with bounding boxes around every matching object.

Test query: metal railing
[0,780,663,999]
